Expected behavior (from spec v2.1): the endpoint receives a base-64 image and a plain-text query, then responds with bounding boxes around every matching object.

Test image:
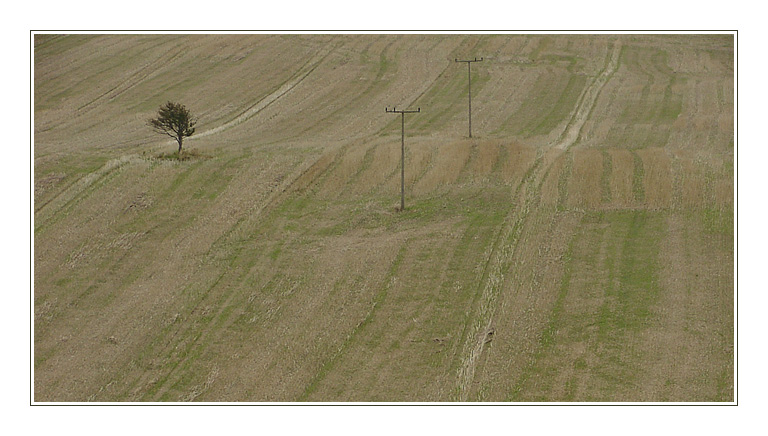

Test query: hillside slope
[33,34,734,402]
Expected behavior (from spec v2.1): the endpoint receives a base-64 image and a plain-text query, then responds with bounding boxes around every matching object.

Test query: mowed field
[33,34,734,402]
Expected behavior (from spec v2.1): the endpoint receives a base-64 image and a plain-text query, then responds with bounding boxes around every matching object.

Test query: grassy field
[33,34,733,402]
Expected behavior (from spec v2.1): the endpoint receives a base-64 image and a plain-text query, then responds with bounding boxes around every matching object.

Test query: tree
[148,101,197,154]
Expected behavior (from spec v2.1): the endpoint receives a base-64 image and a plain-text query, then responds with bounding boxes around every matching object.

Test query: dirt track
[34,34,733,402]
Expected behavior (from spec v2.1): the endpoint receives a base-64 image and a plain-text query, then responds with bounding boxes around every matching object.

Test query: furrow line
[553,40,621,150]
[453,151,544,401]
[34,155,141,231]
[76,42,188,112]
[189,46,336,141]
[137,148,342,400]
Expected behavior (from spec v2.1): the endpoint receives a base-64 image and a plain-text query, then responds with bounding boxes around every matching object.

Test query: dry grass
[154,148,211,162]
[606,149,635,208]
[34,34,733,402]
[637,147,674,209]
[568,148,603,209]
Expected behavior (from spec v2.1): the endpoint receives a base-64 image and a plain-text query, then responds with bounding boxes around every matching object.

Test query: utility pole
[385,106,420,211]
[455,57,483,138]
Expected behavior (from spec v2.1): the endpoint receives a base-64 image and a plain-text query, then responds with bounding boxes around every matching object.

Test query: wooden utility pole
[455,57,483,138]
[385,106,420,211]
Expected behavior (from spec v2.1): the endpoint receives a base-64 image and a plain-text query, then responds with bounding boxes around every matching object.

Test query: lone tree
[148,101,197,154]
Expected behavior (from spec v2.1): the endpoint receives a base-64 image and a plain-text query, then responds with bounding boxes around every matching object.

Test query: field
[33,34,734,402]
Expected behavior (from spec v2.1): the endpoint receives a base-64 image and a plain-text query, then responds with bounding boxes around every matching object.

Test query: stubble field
[34,34,733,402]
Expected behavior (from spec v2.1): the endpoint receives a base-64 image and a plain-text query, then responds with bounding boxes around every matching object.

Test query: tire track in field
[369,35,475,138]
[452,41,620,399]
[146,143,366,400]
[552,40,621,150]
[38,48,340,252]
[452,150,544,401]
[129,147,344,400]
[274,36,460,143]
[34,155,141,231]
[139,134,392,400]
[76,41,188,112]
[298,241,410,401]
[38,36,317,227]
[287,39,399,142]
[37,38,186,137]
[189,45,336,141]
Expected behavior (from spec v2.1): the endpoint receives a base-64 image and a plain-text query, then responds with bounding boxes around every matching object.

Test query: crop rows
[34,34,733,401]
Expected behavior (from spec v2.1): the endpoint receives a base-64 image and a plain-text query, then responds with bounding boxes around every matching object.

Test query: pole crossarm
[385,107,421,114]
[455,57,483,138]
[454,57,484,63]
[385,106,421,211]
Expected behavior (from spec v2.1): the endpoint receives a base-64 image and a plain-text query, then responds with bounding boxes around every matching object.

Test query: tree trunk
[177,136,183,154]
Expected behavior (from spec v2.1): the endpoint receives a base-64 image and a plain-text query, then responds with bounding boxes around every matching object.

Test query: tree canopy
[148,101,197,154]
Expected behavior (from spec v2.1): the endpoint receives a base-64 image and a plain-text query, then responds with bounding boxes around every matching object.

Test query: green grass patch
[268,240,284,261]
[507,213,580,401]
[632,151,645,203]
[702,207,734,236]
[600,150,613,203]
[588,210,664,394]
[530,74,588,136]
[155,148,212,162]
[530,36,552,60]
[376,49,392,80]
[497,71,587,138]
[618,47,683,125]
[539,54,584,72]
[614,211,662,327]
[594,211,664,335]
[34,158,127,235]
[407,62,491,135]
[508,210,666,401]
[136,270,228,400]
[557,152,573,211]
[298,241,409,400]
